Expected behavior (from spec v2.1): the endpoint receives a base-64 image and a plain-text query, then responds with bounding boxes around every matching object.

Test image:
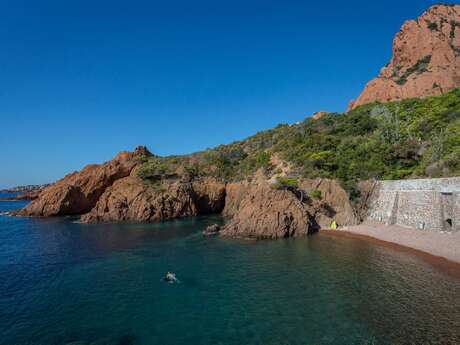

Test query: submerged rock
[203,223,221,236]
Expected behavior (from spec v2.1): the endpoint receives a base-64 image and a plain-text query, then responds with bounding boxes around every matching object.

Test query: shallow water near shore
[1,196,460,345]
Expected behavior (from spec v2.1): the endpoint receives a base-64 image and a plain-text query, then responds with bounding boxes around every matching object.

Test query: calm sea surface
[1,194,460,345]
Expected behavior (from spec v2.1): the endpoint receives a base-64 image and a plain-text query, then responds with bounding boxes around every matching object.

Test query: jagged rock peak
[349,4,460,110]
[134,145,152,157]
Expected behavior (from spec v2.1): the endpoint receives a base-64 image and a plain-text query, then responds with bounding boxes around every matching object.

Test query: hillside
[137,88,460,193]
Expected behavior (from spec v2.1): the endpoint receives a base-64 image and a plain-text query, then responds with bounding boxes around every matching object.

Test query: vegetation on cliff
[138,88,460,193]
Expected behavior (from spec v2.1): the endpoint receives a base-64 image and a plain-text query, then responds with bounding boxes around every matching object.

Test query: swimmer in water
[164,272,179,283]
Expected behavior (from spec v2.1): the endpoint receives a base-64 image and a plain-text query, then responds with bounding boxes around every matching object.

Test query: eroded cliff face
[16,149,142,217]
[15,146,227,223]
[81,175,226,223]
[220,183,316,239]
[299,179,358,227]
[219,178,359,239]
[350,4,460,109]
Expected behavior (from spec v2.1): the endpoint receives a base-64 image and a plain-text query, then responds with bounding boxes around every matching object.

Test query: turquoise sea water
[1,195,460,345]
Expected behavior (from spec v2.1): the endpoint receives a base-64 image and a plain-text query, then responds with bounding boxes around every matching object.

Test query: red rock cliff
[16,148,359,239]
[16,148,144,217]
[350,4,460,110]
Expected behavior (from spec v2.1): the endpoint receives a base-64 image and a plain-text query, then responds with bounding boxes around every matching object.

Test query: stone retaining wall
[367,177,460,232]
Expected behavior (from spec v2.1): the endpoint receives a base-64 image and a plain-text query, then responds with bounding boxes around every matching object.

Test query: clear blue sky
[0,0,444,188]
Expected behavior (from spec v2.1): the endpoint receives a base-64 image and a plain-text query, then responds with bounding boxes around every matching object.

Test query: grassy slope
[137,88,460,193]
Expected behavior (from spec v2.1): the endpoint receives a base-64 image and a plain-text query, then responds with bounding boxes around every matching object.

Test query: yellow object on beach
[330,220,337,230]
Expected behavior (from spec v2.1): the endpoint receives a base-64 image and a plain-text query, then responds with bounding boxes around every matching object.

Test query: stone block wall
[367,177,460,232]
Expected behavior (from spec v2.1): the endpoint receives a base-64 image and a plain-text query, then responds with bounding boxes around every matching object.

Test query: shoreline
[321,221,460,278]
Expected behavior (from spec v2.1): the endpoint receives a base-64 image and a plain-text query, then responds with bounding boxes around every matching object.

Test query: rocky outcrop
[354,180,378,222]
[311,111,330,120]
[221,181,251,218]
[192,178,226,214]
[80,175,226,223]
[203,224,221,236]
[220,177,359,239]
[15,145,358,240]
[17,143,226,223]
[299,179,358,227]
[220,183,317,239]
[16,148,146,217]
[350,4,460,109]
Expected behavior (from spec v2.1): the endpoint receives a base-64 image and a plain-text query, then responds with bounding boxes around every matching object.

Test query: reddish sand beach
[327,221,460,265]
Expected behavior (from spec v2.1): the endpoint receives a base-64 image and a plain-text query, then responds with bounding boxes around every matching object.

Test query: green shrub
[426,21,438,31]
[272,177,299,190]
[395,55,432,85]
[310,189,322,200]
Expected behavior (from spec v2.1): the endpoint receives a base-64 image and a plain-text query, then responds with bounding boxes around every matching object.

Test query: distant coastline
[0,184,49,194]
[0,184,49,201]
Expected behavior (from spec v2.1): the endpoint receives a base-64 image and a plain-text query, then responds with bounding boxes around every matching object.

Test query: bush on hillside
[137,89,460,193]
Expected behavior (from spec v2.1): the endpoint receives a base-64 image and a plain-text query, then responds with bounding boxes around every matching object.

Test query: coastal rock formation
[203,224,221,236]
[80,176,192,223]
[221,177,359,238]
[192,178,227,214]
[350,4,460,109]
[355,180,378,222]
[221,181,251,218]
[220,183,317,239]
[81,175,226,223]
[16,148,145,217]
[15,145,358,239]
[299,179,358,227]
